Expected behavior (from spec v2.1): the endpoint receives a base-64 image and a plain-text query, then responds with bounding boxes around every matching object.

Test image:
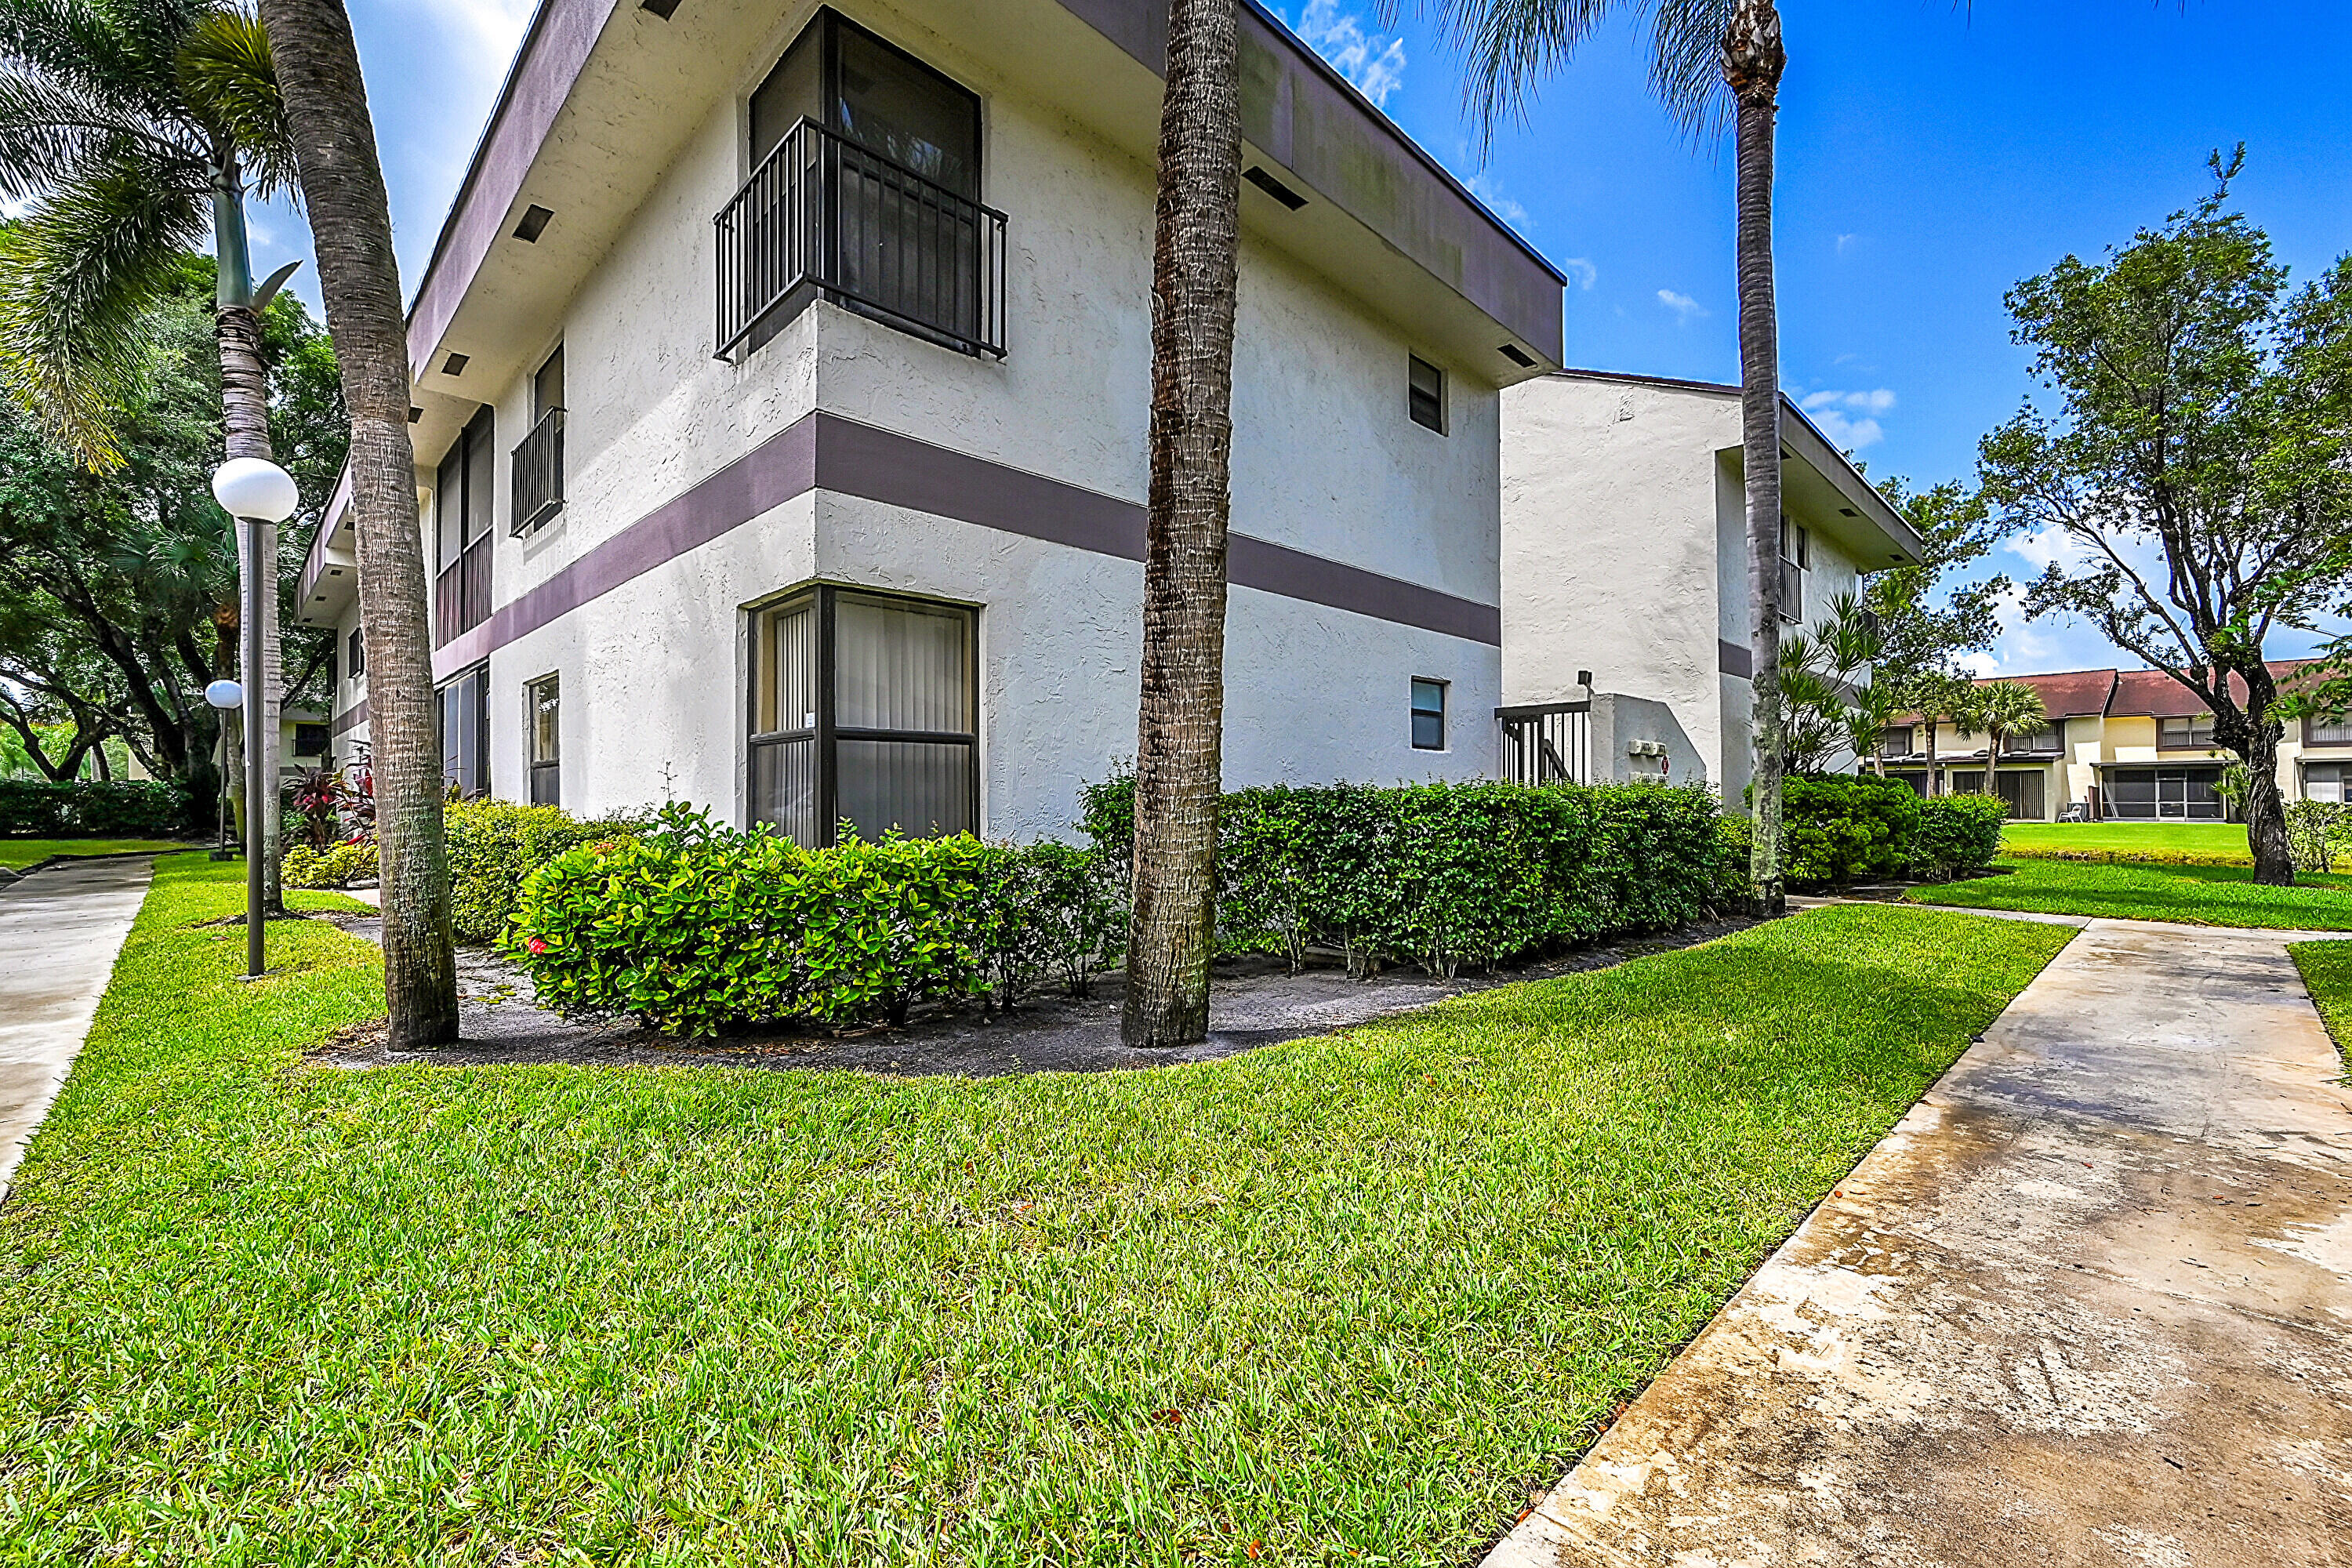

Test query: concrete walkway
[1487,915,2352,1567]
[0,855,153,1201]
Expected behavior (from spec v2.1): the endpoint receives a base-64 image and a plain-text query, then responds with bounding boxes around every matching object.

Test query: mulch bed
[310,911,1759,1080]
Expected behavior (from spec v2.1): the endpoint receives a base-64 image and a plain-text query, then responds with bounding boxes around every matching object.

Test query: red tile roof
[1888,659,2326,724]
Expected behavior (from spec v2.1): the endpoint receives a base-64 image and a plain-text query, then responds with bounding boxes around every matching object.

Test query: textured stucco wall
[1502,373,1878,811]
[426,24,1501,833]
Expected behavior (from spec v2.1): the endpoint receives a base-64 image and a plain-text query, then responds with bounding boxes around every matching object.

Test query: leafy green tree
[1980,153,2352,884]
[0,257,343,816]
[1777,591,1882,773]
[1974,680,2048,771]
[1862,476,2007,698]
[0,0,299,894]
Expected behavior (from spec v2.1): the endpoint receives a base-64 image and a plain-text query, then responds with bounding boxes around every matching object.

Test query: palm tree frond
[177,6,297,201]
[0,165,209,466]
[0,67,200,200]
[0,0,191,128]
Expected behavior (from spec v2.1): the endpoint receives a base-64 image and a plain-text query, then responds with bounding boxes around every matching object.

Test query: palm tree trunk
[260,0,459,1045]
[212,160,285,914]
[1122,0,1243,1049]
[1725,0,1787,917]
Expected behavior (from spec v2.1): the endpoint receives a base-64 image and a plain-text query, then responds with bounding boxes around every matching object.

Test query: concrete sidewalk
[1486,915,2352,1567]
[0,855,153,1201]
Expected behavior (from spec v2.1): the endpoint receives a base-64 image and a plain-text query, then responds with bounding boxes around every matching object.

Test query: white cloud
[1559,256,1597,290]
[1798,387,1896,451]
[1291,1,1406,107]
[1835,232,1859,256]
[1657,289,1708,323]
[1465,170,1531,231]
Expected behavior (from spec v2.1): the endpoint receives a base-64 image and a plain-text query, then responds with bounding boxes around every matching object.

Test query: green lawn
[0,855,2072,1566]
[1911,856,2352,930]
[0,837,191,870]
[2000,821,2254,863]
[2288,941,2352,1069]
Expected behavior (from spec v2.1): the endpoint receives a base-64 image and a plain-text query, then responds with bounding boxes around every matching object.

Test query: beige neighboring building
[1498,369,1923,802]
[1882,662,2351,821]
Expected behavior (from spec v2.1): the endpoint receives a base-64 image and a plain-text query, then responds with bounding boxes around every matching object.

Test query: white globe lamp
[205,678,243,710]
[210,456,299,522]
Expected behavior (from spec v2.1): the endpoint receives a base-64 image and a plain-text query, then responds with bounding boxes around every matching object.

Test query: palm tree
[1430,0,1790,911]
[1974,679,2046,808]
[256,0,457,1046]
[1122,0,1243,1049]
[0,0,299,906]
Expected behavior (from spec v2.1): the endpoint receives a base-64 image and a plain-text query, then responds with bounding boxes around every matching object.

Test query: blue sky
[255,0,2352,677]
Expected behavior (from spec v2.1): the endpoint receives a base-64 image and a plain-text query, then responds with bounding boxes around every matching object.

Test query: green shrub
[1080,775,1728,977]
[1713,814,1759,912]
[444,798,644,943]
[0,778,192,837]
[2286,800,2347,873]
[1913,793,2009,880]
[506,806,1120,1033]
[1761,773,1922,887]
[282,840,379,888]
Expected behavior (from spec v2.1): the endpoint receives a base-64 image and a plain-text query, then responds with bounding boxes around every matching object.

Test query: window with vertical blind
[437,663,490,799]
[1410,678,1446,750]
[749,586,976,845]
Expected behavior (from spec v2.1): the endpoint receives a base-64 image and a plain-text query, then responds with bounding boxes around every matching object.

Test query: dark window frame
[437,662,492,800]
[1410,676,1447,751]
[512,343,567,536]
[1778,517,1808,625]
[347,626,365,680]
[2157,713,2217,750]
[746,583,979,846]
[293,722,330,760]
[526,670,561,807]
[1407,354,1446,434]
[434,406,495,643]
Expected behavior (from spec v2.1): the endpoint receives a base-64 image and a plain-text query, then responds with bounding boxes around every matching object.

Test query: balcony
[715,117,1007,361]
[510,408,564,535]
[435,534,491,645]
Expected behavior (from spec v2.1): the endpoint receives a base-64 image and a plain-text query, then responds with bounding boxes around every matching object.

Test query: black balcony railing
[1497,702,1593,786]
[510,408,564,535]
[715,118,1007,360]
[434,534,491,645]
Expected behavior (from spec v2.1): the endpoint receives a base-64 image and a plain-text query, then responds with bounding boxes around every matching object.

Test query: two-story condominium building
[295,0,1564,842]
[1496,370,1924,804]
[1881,662,2352,822]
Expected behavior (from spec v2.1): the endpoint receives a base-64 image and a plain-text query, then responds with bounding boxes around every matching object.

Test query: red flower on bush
[527,937,549,955]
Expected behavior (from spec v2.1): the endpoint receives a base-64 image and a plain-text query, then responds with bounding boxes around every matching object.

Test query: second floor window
[347,626,364,681]
[513,343,565,534]
[1878,725,1914,759]
[723,9,1000,358]
[1408,356,1446,433]
[1779,519,1808,624]
[434,406,495,644]
[2158,713,2216,750]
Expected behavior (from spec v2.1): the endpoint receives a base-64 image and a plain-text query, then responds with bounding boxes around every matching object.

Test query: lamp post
[211,458,299,978]
[204,678,243,862]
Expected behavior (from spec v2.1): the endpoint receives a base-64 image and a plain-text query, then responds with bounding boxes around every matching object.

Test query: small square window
[1408,355,1445,434]
[293,723,329,758]
[1411,677,1446,750]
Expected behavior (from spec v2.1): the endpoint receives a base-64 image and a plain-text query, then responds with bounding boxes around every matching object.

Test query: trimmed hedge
[1913,794,2009,880]
[1748,775,2006,887]
[0,778,192,837]
[1082,777,1734,978]
[506,806,1120,1033]
[445,799,646,943]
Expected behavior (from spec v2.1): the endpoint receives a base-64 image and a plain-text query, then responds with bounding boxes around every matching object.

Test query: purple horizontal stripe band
[432,412,1499,681]
[330,699,369,738]
[1719,639,1753,680]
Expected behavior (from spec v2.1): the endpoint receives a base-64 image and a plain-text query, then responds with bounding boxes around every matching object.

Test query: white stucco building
[296,0,1564,844]
[1497,370,1922,804]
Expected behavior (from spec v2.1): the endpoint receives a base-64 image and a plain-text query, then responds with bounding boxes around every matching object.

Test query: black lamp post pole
[241,510,266,978]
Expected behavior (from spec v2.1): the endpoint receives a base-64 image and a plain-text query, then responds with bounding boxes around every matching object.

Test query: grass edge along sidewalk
[0,838,192,871]
[1909,855,2352,931]
[2288,940,2352,1070]
[0,854,2072,1566]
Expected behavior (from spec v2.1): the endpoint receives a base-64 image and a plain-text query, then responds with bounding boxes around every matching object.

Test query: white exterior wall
[431,16,1501,839]
[1502,374,1875,807]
